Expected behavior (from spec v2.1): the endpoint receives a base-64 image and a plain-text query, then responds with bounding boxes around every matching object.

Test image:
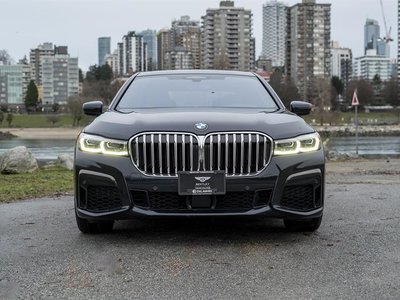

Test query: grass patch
[0,114,93,128]
[0,167,73,203]
[305,111,400,125]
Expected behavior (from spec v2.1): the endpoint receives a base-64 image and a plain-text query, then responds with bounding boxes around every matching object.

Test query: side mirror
[290,101,312,116]
[83,101,103,116]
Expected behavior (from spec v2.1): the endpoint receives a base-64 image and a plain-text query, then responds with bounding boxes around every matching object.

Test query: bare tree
[213,54,230,70]
[67,96,86,126]
[346,79,374,105]
[311,78,332,125]
[268,70,300,108]
[46,115,60,126]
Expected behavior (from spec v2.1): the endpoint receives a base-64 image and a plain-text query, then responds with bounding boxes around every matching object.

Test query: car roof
[136,69,255,77]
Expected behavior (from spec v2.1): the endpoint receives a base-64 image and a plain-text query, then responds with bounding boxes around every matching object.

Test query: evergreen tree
[331,76,344,96]
[25,80,38,110]
[6,113,13,127]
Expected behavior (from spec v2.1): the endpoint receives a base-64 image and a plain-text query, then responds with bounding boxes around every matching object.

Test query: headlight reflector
[274,133,321,156]
[79,134,128,156]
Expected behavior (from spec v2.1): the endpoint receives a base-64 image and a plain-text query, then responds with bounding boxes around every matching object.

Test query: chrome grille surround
[129,131,273,177]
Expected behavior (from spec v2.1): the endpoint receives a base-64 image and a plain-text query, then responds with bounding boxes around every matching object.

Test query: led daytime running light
[274,133,321,156]
[79,134,128,156]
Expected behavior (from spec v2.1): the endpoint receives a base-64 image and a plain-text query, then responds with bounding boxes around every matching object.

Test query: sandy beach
[0,128,82,139]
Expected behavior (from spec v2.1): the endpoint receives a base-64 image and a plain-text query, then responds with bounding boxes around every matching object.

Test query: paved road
[1,169,400,299]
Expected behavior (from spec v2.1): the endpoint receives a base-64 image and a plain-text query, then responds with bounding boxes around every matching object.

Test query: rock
[0,146,38,174]
[57,154,73,170]
[326,150,359,161]
[0,131,17,140]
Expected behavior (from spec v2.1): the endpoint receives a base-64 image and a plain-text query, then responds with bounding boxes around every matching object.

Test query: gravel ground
[0,159,399,299]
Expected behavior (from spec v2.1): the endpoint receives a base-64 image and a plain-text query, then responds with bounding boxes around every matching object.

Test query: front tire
[76,213,114,234]
[284,216,322,232]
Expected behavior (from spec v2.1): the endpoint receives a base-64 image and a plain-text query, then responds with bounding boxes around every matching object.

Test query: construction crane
[379,0,393,43]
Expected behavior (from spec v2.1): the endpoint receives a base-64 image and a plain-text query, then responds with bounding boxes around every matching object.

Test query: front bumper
[75,149,325,221]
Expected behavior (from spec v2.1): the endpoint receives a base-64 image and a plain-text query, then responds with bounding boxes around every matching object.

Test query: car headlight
[274,133,321,156]
[78,133,128,156]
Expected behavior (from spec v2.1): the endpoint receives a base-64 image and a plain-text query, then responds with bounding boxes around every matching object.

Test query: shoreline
[0,128,82,139]
[0,124,399,140]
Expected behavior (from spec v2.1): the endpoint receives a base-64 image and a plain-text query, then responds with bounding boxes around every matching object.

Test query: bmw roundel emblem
[194,122,208,131]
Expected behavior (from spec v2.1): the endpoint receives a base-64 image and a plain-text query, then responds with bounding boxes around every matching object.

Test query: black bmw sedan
[75,70,324,233]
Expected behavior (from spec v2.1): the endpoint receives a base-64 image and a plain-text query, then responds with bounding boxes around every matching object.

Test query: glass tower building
[98,37,111,66]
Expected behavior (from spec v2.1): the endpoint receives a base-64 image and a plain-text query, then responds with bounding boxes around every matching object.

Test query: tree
[0,111,3,125]
[331,76,344,96]
[82,78,124,105]
[67,96,85,126]
[52,103,60,113]
[0,104,7,112]
[382,77,399,106]
[79,68,84,82]
[86,64,113,81]
[46,114,60,126]
[268,70,300,107]
[25,80,38,112]
[6,113,13,127]
[371,74,383,105]
[345,79,374,105]
[213,55,230,70]
[310,78,332,125]
[269,69,284,97]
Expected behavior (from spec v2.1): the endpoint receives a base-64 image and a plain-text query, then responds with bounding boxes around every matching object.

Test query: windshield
[116,74,278,110]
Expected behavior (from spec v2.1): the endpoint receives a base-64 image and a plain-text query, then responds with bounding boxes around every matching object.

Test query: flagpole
[355,104,359,155]
[352,89,360,156]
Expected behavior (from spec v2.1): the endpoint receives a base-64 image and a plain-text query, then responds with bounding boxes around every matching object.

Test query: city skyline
[0,0,398,71]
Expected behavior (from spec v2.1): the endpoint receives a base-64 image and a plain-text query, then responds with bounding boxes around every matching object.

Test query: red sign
[352,89,359,106]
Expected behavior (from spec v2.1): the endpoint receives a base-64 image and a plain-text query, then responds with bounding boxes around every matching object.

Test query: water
[0,139,75,160]
[0,136,399,160]
[329,136,400,156]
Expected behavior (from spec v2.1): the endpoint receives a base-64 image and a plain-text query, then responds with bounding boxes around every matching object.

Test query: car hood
[83,108,316,140]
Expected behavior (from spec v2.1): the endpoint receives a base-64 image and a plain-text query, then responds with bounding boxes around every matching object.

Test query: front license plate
[178,171,226,196]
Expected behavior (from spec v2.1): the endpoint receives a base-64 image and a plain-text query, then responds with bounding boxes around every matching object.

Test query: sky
[0,0,398,71]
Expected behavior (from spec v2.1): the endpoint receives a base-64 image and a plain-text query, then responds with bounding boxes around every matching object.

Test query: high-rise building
[157,28,172,70]
[0,65,23,105]
[262,1,287,68]
[29,43,54,85]
[365,19,380,54]
[286,0,331,100]
[364,19,390,57]
[202,1,255,71]
[98,37,111,66]
[122,31,147,75]
[117,42,124,76]
[171,16,202,69]
[138,30,158,71]
[354,50,392,81]
[104,50,120,76]
[18,57,31,101]
[42,54,79,105]
[164,47,193,70]
[330,41,352,90]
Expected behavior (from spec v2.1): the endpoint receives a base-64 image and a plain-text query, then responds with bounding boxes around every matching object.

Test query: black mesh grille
[143,191,270,211]
[254,189,272,207]
[148,193,187,210]
[280,185,318,211]
[131,190,148,208]
[85,186,123,212]
[215,192,253,210]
